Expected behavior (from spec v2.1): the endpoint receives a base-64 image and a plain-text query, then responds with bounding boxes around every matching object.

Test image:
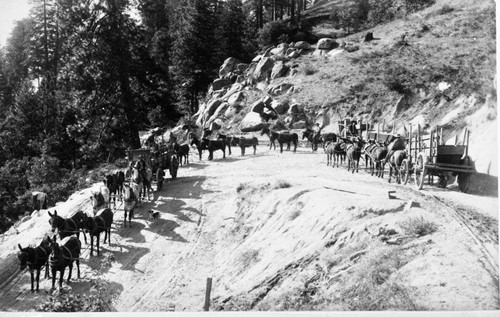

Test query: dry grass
[400,216,438,237]
[238,249,260,269]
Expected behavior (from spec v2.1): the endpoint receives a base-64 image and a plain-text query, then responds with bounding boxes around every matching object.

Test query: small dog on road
[148,210,160,222]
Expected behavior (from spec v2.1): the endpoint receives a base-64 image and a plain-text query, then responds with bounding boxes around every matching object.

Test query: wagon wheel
[457,173,471,193]
[400,159,410,185]
[415,153,427,190]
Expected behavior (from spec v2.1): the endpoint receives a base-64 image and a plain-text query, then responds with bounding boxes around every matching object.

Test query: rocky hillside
[189,0,496,176]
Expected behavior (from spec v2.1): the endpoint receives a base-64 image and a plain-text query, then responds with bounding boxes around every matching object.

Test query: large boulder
[272,100,290,115]
[262,108,278,121]
[271,61,289,80]
[240,112,265,132]
[212,78,232,91]
[270,46,286,56]
[267,83,294,96]
[288,102,303,114]
[205,99,223,118]
[210,119,224,131]
[227,91,246,107]
[221,83,244,100]
[251,100,266,114]
[317,38,339,50]
[291,120,307,129]
[263,96,273,107]
[211,102,230,121]
[294,41,312,50]
[253,57,275,81]
[224,105,241,119]
[219,57,240,78]
[236,63,249,73]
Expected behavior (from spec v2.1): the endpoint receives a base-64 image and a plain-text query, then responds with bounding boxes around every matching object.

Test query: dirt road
[0,142,498,311]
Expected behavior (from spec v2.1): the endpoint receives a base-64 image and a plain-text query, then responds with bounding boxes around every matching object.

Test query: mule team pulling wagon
[362,122,475,193]
[126,146,179,186]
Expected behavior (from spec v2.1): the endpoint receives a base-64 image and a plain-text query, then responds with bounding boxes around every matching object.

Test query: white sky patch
[0,0,31,47]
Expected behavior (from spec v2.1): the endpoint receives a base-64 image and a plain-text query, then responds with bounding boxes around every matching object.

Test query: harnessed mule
[388,150,407,184]
[302,128,322,152]
[261,127,298,153]
[201,139,226,160]
[190,135,208,160]
[217,134,240,155]
[48,210,87,243]
[17,237,51,292]
[104,171,125,208]
[122,183,139,227]
[131,166,152,202]
[47,235,81,289]
[345,138,365,173]
[238,137,258,156]
[79,209,113,256]
[90,186,110,214]
[175,143,190,165]
[260,127,279,150]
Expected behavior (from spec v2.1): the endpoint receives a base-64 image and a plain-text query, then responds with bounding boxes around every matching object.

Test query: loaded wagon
[399,125,475,193]
[126,147,179,182]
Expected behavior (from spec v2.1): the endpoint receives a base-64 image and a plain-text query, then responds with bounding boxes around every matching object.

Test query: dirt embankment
[0,141,497,312]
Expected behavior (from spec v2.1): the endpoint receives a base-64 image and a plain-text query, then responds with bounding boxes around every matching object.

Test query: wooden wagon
[126,147,179,182]
[399,124,475,193]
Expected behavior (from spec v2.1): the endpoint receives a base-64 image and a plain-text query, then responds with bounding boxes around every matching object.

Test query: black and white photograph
[0,0,497,314]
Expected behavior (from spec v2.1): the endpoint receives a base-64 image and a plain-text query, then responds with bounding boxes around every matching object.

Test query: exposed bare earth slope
[0,140,497,311]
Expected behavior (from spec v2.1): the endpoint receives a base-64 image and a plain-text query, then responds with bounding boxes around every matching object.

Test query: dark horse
[130,164,152,202]
[48,210,87,244]
[388,149,407,184]
[260,127,279,150]
[217,134,240,155]
[345,138,365,173]
[326,140,346,167]
[18,236,51,292]
[201,138,226,160]
[238,137,258,156]
[302,128,322,152]
[103,171,125,208]
[47,235,81,289]
[366,142,388,178]
[261,127,298,153]
[122,183,139,227]
[79,208,113,256]
[190,134,208,160]
[174,143,190,165]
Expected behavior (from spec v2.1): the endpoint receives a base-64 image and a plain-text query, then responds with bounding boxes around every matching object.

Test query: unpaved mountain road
[0,143,498,311]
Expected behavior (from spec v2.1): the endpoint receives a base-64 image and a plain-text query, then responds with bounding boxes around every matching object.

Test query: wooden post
[417,124,421,152]
[377,123,380,143]
[465,128,470,158]
[430,128,433,164]
[359,118,363,139]
[204,278,213,311]
[439,126,443,146]
[462,127,467,145]
[409,123,412,161]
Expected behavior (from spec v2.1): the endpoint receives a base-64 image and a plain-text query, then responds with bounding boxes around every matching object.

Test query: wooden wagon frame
[399,124,475,192]
[126,147,179,182]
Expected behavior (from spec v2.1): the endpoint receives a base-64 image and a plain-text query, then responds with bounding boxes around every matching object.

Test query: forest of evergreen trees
[0,0,315,231]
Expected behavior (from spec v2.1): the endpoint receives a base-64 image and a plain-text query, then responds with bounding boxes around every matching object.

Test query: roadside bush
[37,279,111,312]
[257,20,293,48]
[238,249,260,269]
[400,216,438,237]
[28,154,85,206]
[273,179,291,189]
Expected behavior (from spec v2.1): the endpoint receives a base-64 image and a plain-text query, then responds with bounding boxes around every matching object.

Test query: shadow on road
[144,219,187,243]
